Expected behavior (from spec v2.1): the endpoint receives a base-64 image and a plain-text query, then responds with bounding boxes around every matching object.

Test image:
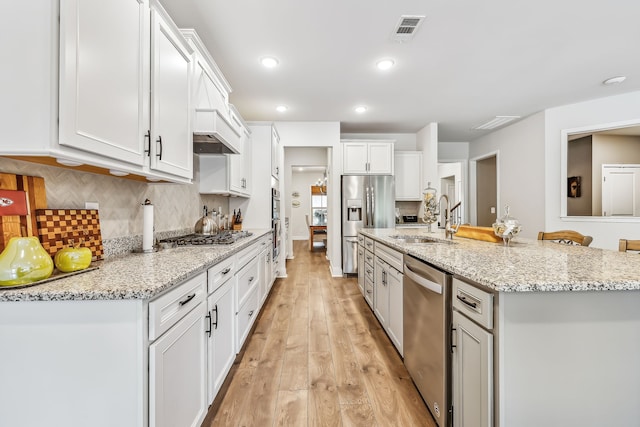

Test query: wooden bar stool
[537,230,593,246]
[619,239,640,252]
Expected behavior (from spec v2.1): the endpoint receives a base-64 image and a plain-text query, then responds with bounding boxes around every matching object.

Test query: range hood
[193,108,241,155]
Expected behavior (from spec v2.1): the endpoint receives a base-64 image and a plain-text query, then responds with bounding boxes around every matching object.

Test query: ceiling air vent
[391,15,425,42]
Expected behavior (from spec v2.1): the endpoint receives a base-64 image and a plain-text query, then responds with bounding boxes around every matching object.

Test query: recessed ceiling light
[354,106,368,114]
[276,105,288,113]
[260,56,279,68]
[376,59,395,70]
[603,76,626,85]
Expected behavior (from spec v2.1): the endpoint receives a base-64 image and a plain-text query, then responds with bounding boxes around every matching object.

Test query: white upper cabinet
[58,0,149,167]
[2,1,194,183]
[149,2,193,179]
[342,140,394,175]
[395,151,423,201]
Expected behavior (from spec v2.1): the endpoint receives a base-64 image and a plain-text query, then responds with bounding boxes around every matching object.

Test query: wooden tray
[36,209,104,260]
[456,225,503,243]
[0,173,47,252]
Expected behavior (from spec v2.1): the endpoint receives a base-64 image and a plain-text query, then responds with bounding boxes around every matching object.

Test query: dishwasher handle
[404,263,443,294]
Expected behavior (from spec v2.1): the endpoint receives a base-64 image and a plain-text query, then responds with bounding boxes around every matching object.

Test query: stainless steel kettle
[194,206,217,235]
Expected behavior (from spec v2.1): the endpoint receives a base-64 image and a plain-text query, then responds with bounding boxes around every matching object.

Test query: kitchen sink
[389,236,439,244]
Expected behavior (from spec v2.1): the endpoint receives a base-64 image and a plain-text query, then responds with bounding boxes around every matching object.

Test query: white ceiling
[161,0,640,142]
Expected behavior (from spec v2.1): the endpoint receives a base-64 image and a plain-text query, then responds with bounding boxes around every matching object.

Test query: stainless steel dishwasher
[403,254,452,427]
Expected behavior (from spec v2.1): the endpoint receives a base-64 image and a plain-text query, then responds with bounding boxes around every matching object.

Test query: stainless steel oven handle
[403,263,443,294]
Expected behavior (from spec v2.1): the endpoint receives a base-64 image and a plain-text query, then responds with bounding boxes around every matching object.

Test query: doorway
[472,154,498,226]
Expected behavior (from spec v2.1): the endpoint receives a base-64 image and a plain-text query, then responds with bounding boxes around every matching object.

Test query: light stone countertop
[360,227,640,292]
[0,229,272,302]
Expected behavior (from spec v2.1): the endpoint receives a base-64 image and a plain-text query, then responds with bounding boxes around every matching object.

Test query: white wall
[416,123,439,219]
[439,142,469,161]
[276,122,342,275]
[469,112,546,239]
[545,90,640,249]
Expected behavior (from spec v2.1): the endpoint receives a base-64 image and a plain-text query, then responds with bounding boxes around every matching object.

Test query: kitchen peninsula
[361,227,640,427]
[0,230,272,427]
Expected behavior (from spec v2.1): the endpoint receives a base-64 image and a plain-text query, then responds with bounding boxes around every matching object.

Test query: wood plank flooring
[202,240,436,427]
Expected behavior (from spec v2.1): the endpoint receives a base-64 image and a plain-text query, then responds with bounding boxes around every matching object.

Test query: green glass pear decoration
[0,237,54,286]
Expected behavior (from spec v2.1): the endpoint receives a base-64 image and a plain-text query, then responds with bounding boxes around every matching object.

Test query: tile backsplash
[0,157,228,255]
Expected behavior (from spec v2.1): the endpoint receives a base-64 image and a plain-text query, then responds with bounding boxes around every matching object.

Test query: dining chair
[537,230,593,246]
[306,214,326,251]
[618,239,640,252]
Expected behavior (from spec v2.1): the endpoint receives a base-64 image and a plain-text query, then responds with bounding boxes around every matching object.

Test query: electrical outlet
[490,206,496,214]
[85,202,99,210]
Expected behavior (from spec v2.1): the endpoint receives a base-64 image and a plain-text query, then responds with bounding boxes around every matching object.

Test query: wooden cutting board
[0,173,47,252]
[36,209,104,261]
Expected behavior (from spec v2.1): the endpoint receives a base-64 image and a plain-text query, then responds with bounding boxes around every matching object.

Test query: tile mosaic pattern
[0,157,229,242]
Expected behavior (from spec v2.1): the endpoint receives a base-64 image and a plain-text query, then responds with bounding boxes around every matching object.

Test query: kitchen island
[0,230,272,427]
[360,227,640,427]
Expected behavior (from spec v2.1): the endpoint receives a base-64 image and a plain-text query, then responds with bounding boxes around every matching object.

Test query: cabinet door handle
[451,327,457,353]
[179,293,195,306]
[212,304,218,330]
[205,311,212,337]
[156,135,163,160]
[144,130,151,156]
[382,270,387,286]
[221,267,231,275]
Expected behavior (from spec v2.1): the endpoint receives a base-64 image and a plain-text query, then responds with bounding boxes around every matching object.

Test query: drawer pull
[248,310,254,318]
[179,293,196,306]
[221,267,231,275]
[456,294,478,309]
[366,289,372,294]
[248,276,255,283]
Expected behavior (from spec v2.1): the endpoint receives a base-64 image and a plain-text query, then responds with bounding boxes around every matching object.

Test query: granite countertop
[360,228,640,293]
[0,229,272,302]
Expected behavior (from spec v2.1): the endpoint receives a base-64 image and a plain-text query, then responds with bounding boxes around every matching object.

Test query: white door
[207,279,235,404]
[452,311,493,427]
[150,7,193,178]
[58,0,149,165]
[602,165,640,216]
[149,302,207,427]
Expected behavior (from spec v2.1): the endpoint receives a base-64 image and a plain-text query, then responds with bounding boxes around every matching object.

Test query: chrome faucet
[439,194,458,239]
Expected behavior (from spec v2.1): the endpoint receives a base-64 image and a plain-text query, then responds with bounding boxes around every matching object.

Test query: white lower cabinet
[451,277,494,427]
[357,244,365,295]
[374,256,390,326]
[206,277,235,404]
[149,301,207,427]
[386,264,403,354]
[371,242,404,355]
[236,286,259,352]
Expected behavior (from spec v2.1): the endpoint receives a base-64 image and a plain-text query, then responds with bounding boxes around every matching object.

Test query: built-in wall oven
[272,187,281,259]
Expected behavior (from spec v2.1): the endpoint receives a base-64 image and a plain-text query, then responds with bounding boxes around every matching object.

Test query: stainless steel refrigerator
[342,175,395,274]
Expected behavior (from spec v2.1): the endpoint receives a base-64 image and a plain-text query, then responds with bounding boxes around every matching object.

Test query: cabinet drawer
[149,272,207,341]
[364,249,375,267]
[207,256,235,294]
[357,234,365,246]
[363,259,375,282]
[236,285,258,351]
[364,237,375,252]
[453,277,494,330]
[375,242,403,272]
[236,257,259,309]
[236,242,261,271]
[364,275,374,307]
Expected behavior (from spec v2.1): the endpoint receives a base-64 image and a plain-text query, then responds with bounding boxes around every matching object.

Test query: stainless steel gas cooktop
[159,231,253,247]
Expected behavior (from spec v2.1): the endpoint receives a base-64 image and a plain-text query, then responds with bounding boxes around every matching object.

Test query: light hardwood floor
[202,240,436,427]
